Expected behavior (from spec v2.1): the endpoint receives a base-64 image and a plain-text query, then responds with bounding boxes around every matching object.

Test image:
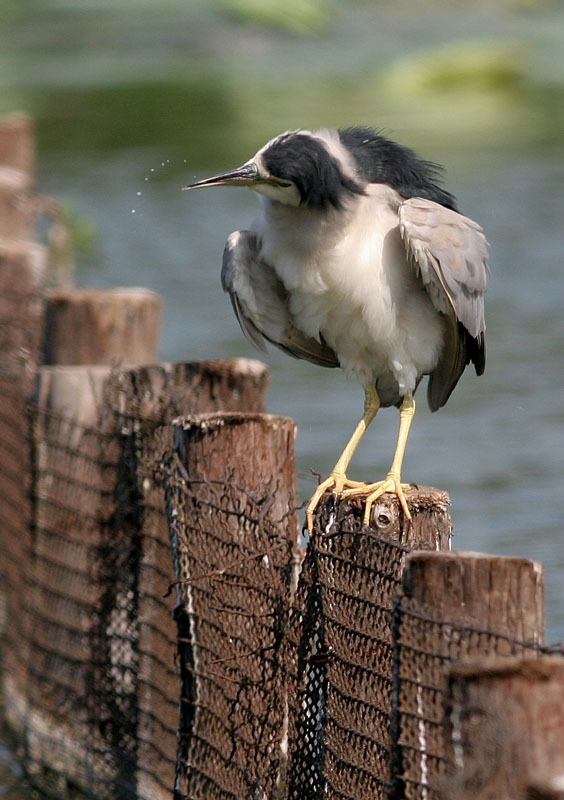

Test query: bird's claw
[342,474,413,525]
[306,471,367,533]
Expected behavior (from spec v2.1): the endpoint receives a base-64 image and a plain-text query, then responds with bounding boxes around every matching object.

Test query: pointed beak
[183,162,260,191]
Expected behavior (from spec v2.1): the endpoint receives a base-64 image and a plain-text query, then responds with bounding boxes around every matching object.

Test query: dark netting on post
[0,242,45,742]
[391,595,546,800]
[285,491,452,800]
[160,414,297,800]
[1,358,271,800]
[0,367,34,738]
[285,527,408,800]
[99,360,270,800]
[26,397,118,798]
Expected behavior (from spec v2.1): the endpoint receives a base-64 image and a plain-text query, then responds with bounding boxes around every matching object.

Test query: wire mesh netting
[159,413,298,800]
[27,396,118,798]
[390,595,553,800]
[0,364,34,739]
[0,242,46,741]
[98,361,270,800]
[284,493,452,800]
[1,358,271,800]
[0,285,555,800]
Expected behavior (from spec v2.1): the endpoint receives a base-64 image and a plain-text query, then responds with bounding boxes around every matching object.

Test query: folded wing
[221,230,339,368]
[399,197,489,411]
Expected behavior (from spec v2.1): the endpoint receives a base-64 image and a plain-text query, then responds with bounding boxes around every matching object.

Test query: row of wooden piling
[1,112,563,800]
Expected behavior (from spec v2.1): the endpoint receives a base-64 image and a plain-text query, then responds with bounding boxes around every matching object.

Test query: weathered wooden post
[285,489,452,800]
[0,112,35,241]
[162,412,298,800]
[392,550,545,799]
[99,359,270,800]
[43,287,163,366]
[24,288,163,796]
[0,241,46,742]
[445,656,564,800]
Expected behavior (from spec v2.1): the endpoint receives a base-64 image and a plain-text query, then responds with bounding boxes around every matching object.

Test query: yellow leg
[306,385,380,532]
[342,392,416,525]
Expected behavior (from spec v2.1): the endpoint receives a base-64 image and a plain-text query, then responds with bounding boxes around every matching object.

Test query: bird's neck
[258,195,353,257]
[255,196,357,293]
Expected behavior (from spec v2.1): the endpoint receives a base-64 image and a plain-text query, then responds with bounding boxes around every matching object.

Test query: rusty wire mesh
[391,595,552,800]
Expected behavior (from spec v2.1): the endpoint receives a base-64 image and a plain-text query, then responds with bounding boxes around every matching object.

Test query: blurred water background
[1,0,563,665]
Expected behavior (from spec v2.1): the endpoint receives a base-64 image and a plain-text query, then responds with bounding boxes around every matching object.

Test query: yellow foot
[342,473,413,526]
[306,472,367,533]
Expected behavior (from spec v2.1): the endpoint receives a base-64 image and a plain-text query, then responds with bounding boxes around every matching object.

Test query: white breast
[254,184,445,397]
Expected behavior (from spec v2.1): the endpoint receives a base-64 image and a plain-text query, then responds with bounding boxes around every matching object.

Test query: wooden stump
[402,550,544,643]
[392,551,545,799]
[446,656,564,800]
[165,412,298,800]
[0,240,46,739]
[102,358,269,423]
[25,365,113,788]
[311,485,452,549]
[0,112,34,176]
[285,488,452,800]
[43,287,163,366]
[0,240,46,365]
[99,361,270,800]
[0,113,35,241]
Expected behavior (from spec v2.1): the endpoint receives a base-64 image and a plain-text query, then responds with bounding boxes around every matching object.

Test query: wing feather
[221,230,339,369]
[399,197,488,410]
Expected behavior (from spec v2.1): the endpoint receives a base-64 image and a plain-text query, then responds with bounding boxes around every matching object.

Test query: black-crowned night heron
[185,127,488,532]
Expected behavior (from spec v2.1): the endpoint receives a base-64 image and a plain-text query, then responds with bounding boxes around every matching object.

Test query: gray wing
[221,230,339,368]
[399,197,489,411]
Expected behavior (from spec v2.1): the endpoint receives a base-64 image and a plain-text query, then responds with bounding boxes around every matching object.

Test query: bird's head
[184,129,365,210]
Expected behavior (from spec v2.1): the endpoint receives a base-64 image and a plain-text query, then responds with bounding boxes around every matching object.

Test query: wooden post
[98,360,270,800]
[392,551,545,799]
[0,112,35,176]
[23,284,164,792]
[401,550,544,642]
[43,287,163,366]
[0,113,35,241]
[103,357,269,423]
[25,366,113,787]
[285,488,452,800]
[445,656,564,800]
[0,240,46,740]
[311,485,452,547]
[164,412,298,800]
[0,240,46,366]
